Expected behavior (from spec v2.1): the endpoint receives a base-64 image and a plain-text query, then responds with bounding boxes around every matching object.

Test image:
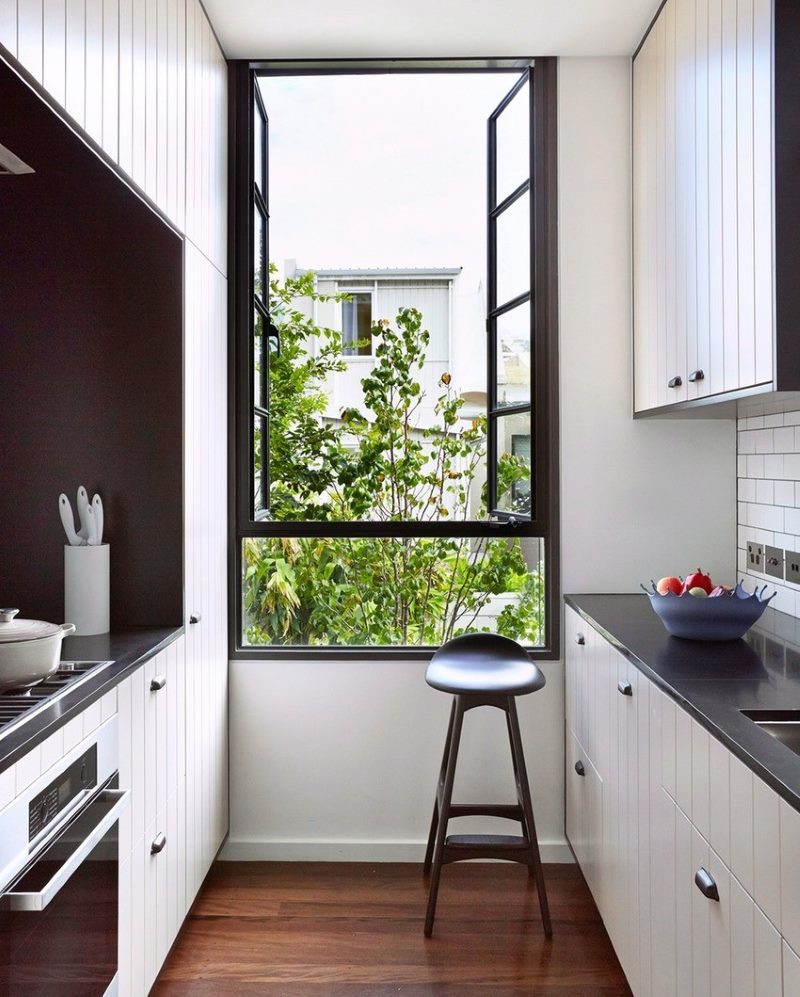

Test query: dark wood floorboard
[153,862,632,996]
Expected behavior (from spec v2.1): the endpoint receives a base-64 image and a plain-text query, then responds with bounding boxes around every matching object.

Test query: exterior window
[341,292,372,356]
[231,60,559,658]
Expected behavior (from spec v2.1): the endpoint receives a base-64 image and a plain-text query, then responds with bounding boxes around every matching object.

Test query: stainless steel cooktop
[0,661,112,741]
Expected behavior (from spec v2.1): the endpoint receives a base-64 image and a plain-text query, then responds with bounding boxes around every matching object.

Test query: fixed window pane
[241,536,545,647]
[342,293,372,356]
[495,190,530,308]
[495,302,531,408]
[495,78,529,205]
[494,410,532,516]
[254,308,265,408]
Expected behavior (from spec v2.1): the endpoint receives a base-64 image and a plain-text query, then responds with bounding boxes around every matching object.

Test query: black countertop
[565,594,800,814]
[0,625,183,775]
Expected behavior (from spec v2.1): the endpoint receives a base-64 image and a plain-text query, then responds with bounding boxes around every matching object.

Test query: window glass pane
[241,536,545,647]
[253,206,266,302]
[254,99,265,196]
[342,293,372,356]
[254,309,265,408]
[495,302,530,408]
[495,190,529,307]
[253,410,267,512]
[495,78,528,205]
[494,410,532,516]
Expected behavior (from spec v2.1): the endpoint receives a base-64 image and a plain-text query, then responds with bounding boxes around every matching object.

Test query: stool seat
[425,632,545,697]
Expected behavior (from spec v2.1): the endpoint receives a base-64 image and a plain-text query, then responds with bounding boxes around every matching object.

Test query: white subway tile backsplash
[739,478,757,502]
[785,455,800,480]
[774,427,796,452]
[738,408,800,619]
[739,431,757,454]
[776,481,795,506]
[756,479,775,505]
[765,454,785,480]
[756,429,776,454]
[786,508,800,535]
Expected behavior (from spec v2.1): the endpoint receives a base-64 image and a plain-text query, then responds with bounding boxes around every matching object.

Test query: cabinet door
[650,788,693,997]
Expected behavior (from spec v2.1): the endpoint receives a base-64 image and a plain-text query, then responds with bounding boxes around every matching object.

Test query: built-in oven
[0,717,128,996]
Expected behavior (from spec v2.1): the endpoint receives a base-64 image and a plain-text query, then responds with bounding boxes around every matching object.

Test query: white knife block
[64,544,110,635]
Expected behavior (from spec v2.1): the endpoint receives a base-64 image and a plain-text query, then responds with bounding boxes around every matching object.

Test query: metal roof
[303,267,463,277]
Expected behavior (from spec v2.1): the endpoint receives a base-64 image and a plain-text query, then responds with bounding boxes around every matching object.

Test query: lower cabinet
[117,634,228,996]
[565,605,800,997]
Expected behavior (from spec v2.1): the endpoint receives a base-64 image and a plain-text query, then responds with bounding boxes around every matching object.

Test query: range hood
[0,141,33,175]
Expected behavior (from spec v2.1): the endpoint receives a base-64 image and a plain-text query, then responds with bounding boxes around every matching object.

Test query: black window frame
[228,57,560,661]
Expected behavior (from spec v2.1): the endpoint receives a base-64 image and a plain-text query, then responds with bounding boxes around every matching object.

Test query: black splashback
[0,51,183,627]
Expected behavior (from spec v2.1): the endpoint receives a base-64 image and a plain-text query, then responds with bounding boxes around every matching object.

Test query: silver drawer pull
[575,633,585,646]
[150,675,166,692]
[151,832,167,855]
[574,760,585,777]
[617,680,633,697]
[694,867,719,901]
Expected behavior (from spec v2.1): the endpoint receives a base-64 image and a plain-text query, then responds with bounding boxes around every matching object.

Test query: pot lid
[0,609,63,642]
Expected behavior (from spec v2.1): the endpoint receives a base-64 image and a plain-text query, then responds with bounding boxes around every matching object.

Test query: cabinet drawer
[566,731,603,903]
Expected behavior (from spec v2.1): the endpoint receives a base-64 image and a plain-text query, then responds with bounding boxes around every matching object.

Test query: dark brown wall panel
[0,57,183,627]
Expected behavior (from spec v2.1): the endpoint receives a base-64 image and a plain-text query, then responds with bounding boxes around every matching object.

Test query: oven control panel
[28,745,97,842]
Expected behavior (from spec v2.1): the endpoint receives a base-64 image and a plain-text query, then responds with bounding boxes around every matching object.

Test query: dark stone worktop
[0,625,183,775]
[565,594,800,813]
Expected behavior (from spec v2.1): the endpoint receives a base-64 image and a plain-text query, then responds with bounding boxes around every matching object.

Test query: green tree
[243,269,543,647]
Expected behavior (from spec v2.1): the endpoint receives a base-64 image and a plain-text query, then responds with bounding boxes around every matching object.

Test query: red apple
[656,576,682,596]
[709,585,731,598]
[684,568,713,594]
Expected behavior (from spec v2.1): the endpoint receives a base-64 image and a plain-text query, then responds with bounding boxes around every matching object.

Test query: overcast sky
[258,71,523,282]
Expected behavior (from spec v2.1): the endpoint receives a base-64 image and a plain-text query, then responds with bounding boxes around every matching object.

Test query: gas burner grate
[0,661,113,740]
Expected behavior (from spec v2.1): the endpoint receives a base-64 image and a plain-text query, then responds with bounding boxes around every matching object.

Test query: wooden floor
[153,862,631,996]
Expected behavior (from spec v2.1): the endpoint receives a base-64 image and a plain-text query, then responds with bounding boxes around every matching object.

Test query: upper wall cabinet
[633,0,800,415]
[0,0,227,273]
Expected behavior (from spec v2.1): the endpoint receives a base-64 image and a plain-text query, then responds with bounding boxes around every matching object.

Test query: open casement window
[487,69,534,523]
[232,60,559,658]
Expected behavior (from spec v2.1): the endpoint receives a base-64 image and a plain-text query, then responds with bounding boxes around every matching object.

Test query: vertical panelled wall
[1,0,229,889]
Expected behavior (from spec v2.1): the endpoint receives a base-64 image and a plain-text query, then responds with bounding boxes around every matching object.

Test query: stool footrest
[442,833,531,866]
[447,804,523,820]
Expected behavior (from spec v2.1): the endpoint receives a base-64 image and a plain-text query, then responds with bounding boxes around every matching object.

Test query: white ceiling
[203,0,660,60]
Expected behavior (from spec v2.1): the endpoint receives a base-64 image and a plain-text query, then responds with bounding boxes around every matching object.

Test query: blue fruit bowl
[642,581,776,641]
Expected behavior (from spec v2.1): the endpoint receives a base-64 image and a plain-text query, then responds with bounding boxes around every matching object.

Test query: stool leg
[424,696,465,938]
[424,698,456,877]
[507,697,552,939]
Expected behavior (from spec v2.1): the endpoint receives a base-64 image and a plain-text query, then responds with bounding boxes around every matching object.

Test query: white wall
[559,58,736,595]
[225,57,738,863]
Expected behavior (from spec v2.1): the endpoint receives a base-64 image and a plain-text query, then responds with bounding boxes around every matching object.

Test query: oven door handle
[3,788,129,912]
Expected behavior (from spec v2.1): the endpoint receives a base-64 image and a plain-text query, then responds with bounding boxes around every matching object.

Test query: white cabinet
[117,638,186,997]
[632,0,777,413]
[565,607,798,995]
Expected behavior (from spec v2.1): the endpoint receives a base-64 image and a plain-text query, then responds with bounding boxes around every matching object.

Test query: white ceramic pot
[0,608,76,693]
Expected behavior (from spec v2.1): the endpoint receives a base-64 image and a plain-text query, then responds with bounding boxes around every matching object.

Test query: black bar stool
[422,632,552,939]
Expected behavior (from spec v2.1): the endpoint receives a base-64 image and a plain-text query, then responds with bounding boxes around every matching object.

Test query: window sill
[230,644,559,662]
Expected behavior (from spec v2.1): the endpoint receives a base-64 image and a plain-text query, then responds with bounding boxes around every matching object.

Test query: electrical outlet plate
[747,541,764,571]
[787,551,800,585]
[765,545,784,580]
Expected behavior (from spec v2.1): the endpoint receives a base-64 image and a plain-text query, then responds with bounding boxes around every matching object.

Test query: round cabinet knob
[189,614,201,625]
[575,633,585,646]
[574,760,586,777]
